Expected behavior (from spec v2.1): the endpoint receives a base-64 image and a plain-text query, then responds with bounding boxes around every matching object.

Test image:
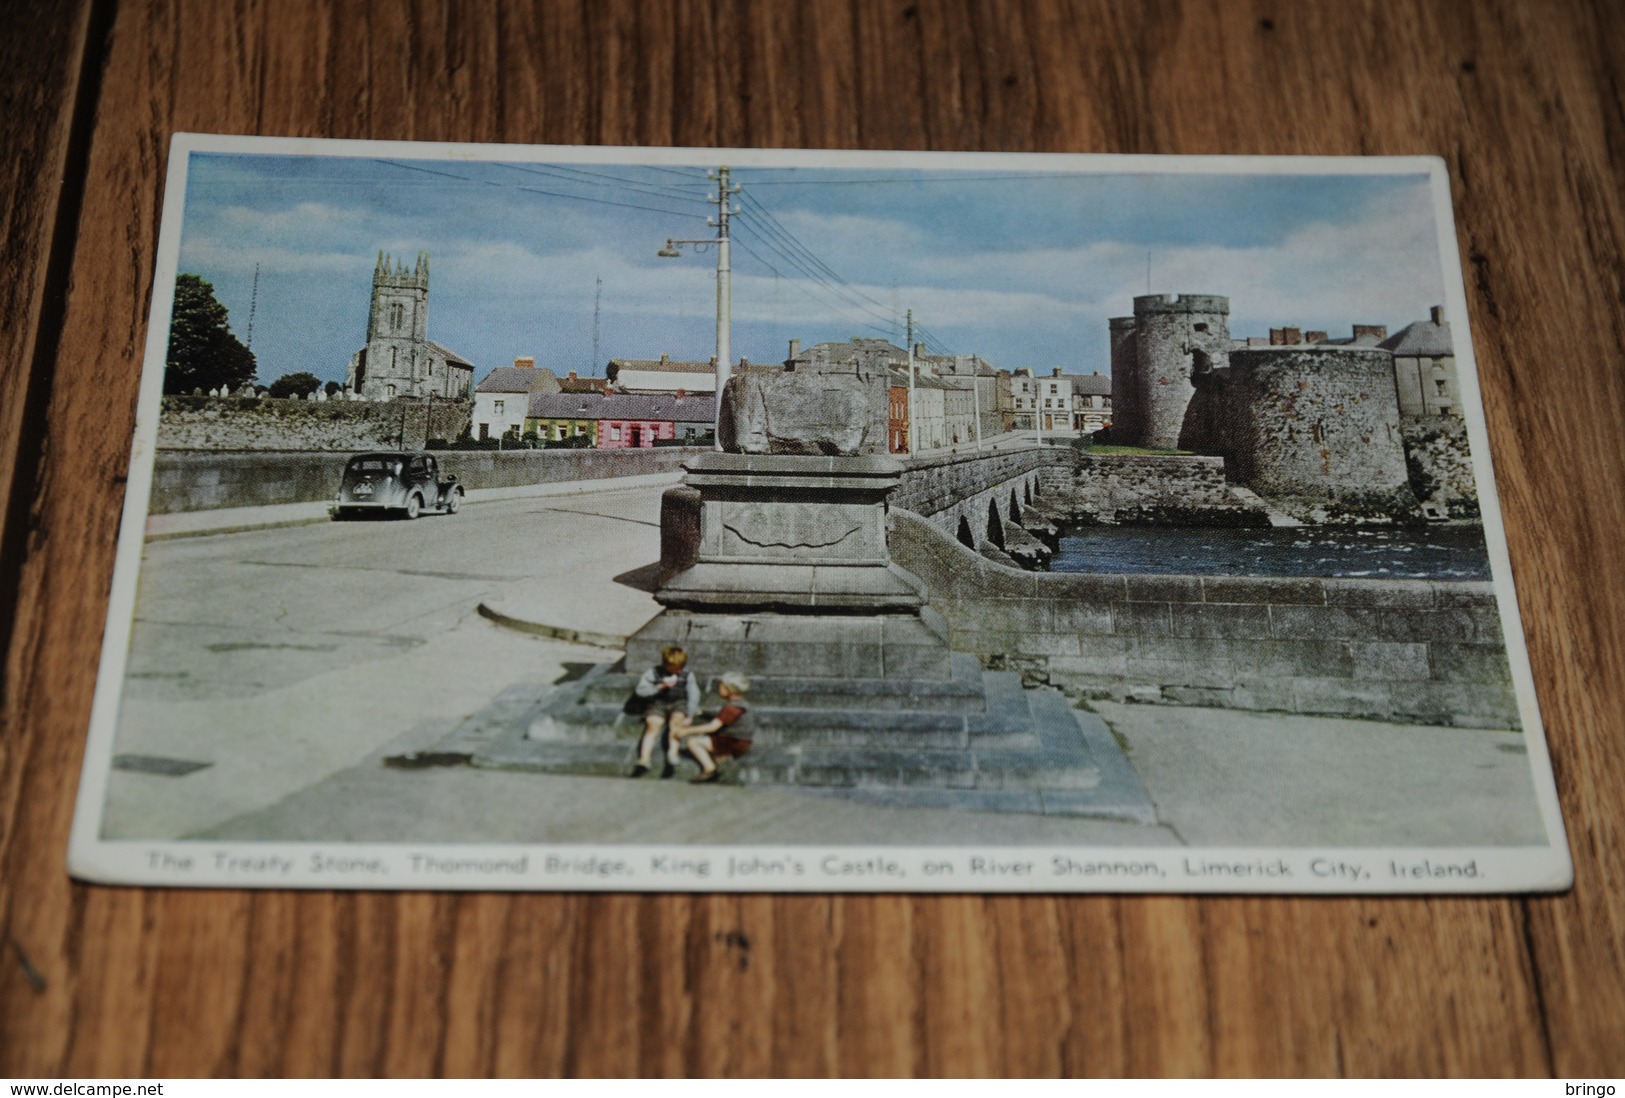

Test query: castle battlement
[1109,316,1138,330]
[1133,293,1230,315]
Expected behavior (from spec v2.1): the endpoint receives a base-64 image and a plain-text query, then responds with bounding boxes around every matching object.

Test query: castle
[1109,293,1470,521]
[345,252,475,401]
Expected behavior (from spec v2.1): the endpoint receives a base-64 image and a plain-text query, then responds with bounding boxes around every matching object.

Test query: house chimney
[676,388,686,399]
[514,356,535,369]
[1430,305,1445,325]
[1305,330,1328,344]
[915,343,926,359]
[1052,367,1063,377]
[1270,328,1285,346]
[568,370,578,380]
[1282,327,1302,345]
[1352,324,1388,341]
[788,338,801,359]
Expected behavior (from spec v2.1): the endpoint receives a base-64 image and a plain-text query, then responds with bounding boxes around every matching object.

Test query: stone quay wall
[888,508,1519,728]
[158,395,473,452]
[1035,453,1263,525]
[1401,415,1481,518]
[149,447,696,513]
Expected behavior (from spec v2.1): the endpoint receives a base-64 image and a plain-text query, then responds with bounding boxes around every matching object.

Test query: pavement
[102,468,1549,850]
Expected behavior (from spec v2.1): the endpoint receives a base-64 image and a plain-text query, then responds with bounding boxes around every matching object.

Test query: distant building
[594,392,716,448]
[1010,368,1076,432]
[887,375,910,453]
[472,357,560,441]
[916,350,1002,444]
[557,371,609,394]
[1070,371,1112,433]
[1382,306,1459,417]
[607,354,718,395]
[346,252,476,401]
[529,391,603,446]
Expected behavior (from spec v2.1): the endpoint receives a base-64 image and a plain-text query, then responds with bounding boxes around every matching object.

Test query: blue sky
[173,151,1450,387]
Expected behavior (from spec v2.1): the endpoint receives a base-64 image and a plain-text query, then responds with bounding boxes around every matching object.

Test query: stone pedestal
[427,452,1152,822]
[627,452,955,681]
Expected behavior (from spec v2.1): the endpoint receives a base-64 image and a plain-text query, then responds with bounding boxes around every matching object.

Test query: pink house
[594,392,716,448]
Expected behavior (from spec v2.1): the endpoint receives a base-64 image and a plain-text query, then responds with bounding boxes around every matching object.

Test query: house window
[494,400,505,415]
[610,425,622,442]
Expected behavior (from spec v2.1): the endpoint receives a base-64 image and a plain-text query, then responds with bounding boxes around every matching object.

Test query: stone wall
[1035,453,1265,525]
[888,508,1519,729]
[150,446,696,513]
[892,447,1059,518]
[1203,348,1420,522]
[1400,415,1480,518]
[158,395,473,452]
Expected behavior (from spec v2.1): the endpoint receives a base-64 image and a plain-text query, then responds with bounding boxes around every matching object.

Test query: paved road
[103,484,670,838]
[101,479,1546,849]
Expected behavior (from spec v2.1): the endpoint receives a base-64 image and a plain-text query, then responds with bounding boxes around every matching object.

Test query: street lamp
[658,166,739,450]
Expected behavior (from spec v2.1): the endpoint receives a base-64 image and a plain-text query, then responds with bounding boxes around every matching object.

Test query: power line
[731,220,900,334]
[495,162,713,207]
[373,159,704,220]
[729,237,897,340]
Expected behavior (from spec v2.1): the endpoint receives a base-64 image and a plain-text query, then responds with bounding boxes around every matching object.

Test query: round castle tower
[1107,316,1140,442]
[1224,346,1416,516]
[1127,293,1230,450]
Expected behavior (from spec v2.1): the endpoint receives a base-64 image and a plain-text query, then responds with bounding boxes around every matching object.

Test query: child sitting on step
[669,672,752,784]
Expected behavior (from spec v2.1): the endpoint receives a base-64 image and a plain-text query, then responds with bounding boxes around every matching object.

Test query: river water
[1051,524,1492,580]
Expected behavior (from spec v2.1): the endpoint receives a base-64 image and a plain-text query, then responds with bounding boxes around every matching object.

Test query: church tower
[353,251,430,399]
[346,250,475,401]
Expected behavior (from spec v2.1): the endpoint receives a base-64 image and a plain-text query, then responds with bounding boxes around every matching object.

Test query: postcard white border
[67,133,1572,894]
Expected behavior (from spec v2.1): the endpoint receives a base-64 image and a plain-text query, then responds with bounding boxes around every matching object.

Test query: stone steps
[436,660,1156,822]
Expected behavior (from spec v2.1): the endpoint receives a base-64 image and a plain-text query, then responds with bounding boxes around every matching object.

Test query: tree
[268,371,322,399]
[164,274,256,394]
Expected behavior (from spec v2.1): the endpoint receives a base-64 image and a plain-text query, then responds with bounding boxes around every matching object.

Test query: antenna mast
[592,275,602,375]
[246,262,260,352]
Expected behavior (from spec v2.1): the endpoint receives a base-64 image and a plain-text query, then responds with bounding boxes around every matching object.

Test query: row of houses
[473,342,1120,452]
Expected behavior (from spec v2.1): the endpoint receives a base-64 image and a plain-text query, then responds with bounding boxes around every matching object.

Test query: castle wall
[1223,347,1418,519]
[888,509,1519,729]
[1400,415,1481,519]
[158,395,471,453]
[1107,317,1139,441]
[1034,453,1265,525]
[1129,294,1229,449]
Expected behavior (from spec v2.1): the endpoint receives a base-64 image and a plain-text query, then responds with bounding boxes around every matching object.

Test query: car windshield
[349,458,401,474]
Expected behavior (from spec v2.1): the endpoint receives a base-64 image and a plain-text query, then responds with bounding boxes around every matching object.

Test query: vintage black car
[332,451,463,519]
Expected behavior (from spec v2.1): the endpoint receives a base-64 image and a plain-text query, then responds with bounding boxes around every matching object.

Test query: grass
[1085,444,1194,456]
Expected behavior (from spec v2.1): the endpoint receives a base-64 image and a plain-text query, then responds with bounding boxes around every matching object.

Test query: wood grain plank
[2,0,1624,1079]
[0,0,95,589]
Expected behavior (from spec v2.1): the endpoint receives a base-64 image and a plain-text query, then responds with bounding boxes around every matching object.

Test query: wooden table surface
[3,0,1622,1078]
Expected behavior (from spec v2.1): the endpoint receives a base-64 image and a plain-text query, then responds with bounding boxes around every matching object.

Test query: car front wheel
[404,493,422,520]
[446,488,462,514]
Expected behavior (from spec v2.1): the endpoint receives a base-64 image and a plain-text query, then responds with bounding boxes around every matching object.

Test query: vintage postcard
[68,134,1570,893]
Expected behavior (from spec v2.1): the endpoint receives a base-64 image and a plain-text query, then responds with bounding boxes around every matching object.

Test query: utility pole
[971,357,983,451]
[658,165,740,449]
[906,310,917,456]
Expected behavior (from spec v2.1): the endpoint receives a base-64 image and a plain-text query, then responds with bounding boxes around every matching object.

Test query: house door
[629,426,642,448]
